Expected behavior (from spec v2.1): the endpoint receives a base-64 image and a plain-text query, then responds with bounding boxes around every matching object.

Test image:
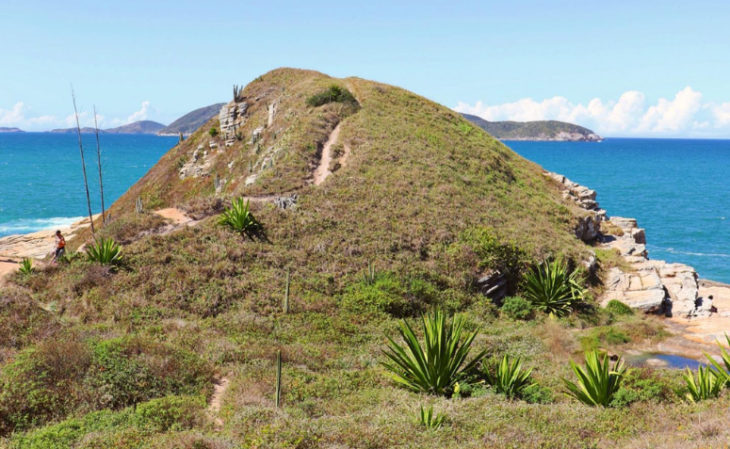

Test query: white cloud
[455,87,730,137]
[126,101,150,124]
[713,102,730,128]
[0,102,151,131]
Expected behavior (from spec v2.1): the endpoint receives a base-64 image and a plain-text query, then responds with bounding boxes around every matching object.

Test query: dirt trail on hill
[208,376,230,430]
[313,123,342,185]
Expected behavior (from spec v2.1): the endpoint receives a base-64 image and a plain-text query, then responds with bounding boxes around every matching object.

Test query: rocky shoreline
[548,171,730,351]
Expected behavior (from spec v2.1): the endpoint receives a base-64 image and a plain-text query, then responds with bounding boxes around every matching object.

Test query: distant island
[158,103,225,136]
[49,120,165,135]
[461,113,602,141]
[0,127,24,133]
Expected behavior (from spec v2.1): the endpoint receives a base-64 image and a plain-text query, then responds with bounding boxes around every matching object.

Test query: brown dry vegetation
[1,69,726,448]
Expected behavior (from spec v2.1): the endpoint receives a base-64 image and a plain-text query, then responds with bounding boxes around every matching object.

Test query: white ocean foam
[0,216,84,237]
[662,247,730,258]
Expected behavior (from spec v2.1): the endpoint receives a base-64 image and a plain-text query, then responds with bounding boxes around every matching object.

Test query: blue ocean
[508,138,730,283]
[0,133,176,237]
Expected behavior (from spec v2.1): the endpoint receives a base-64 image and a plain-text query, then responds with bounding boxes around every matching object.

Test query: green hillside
[462,113,602,141]
[0,69,708,448]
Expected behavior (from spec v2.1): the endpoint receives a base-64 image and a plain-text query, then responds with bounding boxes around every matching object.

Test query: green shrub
[209,127,218,137]
[418,405,446,430]
[606,299,633,316]
[18,258,34,275]
[306,85,358,108]
[133,396,205,431]
[218,198,262,238]
[563,351,626,407]
[86,237,122,265]
[521,384,554,404]
[456,228,529,291]
[382,310,487,396]
[501,296,533,320]
[481,354,536,399]
[523,258,584,317]
[684,365,726,402]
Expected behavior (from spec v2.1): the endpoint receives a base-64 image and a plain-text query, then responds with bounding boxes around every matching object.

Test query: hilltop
[0,127,24,133]
[462,113,602,141]
[49,120,165,135]
[0,69,720,448]
[158,103,226,135]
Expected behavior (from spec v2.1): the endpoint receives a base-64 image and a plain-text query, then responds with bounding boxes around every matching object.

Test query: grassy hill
[158,103,226,136]
[0,69,715,448]
[462,113,602,141]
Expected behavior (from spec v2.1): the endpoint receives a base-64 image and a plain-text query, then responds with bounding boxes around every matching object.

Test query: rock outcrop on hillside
[546,170,711,318]
[545,172,605,242]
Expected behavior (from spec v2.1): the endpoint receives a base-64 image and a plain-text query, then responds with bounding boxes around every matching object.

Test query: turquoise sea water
[0,133,176,237]
[508,138,730,283]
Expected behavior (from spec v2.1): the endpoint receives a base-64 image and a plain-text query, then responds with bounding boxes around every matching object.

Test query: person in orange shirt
[52,230,66,263]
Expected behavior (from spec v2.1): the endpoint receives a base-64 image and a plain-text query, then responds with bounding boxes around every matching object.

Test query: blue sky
[2,0,729,136]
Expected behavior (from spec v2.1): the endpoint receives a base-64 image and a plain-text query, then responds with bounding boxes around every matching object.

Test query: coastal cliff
[546,171,710,319]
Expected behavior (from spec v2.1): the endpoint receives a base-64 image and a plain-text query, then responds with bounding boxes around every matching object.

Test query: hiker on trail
[52,230,66,263]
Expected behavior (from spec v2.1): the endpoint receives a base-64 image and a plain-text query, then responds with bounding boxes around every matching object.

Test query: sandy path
[208,376,229,430]
[313,123,342,186]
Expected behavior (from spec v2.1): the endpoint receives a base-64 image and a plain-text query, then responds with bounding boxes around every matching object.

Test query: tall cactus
[275,350,282,408]
[284,268,290,313]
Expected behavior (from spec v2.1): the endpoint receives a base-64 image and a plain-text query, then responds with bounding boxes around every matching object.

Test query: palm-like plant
[483,354,536,399]
[18,258,34,275]
[563,351,626,407]
[684,365,726,402]
[218,198,262,238]
[704,334,730,384]
[418,405,446,430]
[382,311,487,396]
[86,237,122,265]
[523,258,584,317]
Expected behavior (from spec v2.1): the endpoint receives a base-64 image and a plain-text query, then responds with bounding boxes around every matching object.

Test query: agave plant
[86,237,122,265]
[563,351,626,407]
[418,405,446,430]
[483,354,536,399]
[523,258,584,317]
[684,365,726,402]
[382,310,487,396]
[18,258,34,275]
[704,334,730,384]
[218,198,262,238]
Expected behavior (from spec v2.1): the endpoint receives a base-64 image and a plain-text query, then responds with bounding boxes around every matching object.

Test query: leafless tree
[71,86,95,235]
[93,106,106,224]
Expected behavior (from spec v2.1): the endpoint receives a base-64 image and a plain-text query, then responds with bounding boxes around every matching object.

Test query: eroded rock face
[545,172,603,241]
[547,170,709,319]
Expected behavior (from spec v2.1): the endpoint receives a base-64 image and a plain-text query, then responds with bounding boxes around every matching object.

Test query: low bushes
[306,85,358,108]
[0,337,213,435]
[500,296,533,320]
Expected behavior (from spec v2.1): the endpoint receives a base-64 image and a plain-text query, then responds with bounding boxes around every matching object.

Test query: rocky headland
[547,170,730,350]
